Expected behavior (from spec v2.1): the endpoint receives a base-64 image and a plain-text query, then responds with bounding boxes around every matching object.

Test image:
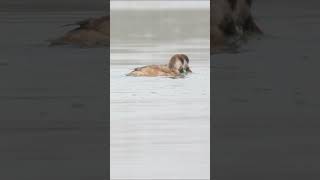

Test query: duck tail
[126,71,142,77]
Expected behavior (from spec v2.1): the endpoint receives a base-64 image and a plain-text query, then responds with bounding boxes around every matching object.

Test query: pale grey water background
[0,11,108,179]
[110,4,210,179]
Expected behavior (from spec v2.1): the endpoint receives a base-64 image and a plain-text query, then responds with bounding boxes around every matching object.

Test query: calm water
[213,0,320,179]
[110,7,210,179]
[2,0,320,179]
[0,11,107,179]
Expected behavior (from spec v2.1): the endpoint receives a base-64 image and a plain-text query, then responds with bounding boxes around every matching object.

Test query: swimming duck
[127,54,192,77]
[49,16,109,47]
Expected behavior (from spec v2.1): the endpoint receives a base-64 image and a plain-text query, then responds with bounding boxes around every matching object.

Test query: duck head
[168,54,192,74]
[230,0,262,34]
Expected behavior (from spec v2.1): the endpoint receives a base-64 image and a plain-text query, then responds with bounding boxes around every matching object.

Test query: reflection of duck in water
[49,16,109,47]
[127,54,192,77]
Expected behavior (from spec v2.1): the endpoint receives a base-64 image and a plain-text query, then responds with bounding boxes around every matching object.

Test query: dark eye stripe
[184,57,189,64]
[181,54,189,64]
[179,58,184,65]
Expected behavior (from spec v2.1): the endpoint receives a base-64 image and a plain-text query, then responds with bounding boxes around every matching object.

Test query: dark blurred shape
[49,16,109,47]
[211,0,262,53]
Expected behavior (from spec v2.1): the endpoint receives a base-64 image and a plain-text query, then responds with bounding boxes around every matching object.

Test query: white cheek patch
[173,59,183,70]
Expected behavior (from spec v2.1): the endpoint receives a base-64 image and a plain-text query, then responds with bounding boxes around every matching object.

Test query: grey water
[3,0,320,179]
[110,4,210,180]
[213,0,320,179]
[0,11,108,179]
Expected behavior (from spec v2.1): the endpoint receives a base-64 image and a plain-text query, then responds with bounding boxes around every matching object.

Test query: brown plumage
[211,0,262,52]
[127,54,192,77]
[49,16,109,47]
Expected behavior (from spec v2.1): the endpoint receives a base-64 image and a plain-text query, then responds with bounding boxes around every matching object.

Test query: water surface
[213,0,320,179]
[0,11,107,179]
[110,7,210,179]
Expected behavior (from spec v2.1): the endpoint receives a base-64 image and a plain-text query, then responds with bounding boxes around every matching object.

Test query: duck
[48,16,109,47]
[211,0,262,52]
[127,54,192,77]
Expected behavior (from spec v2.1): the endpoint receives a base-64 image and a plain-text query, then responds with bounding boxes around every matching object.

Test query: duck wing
[62,16,109,29]
[61,18,93,28]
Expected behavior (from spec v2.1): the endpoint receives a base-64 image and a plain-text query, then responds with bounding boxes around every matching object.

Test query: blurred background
[0,0,108,179]
[0,0,106,11]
